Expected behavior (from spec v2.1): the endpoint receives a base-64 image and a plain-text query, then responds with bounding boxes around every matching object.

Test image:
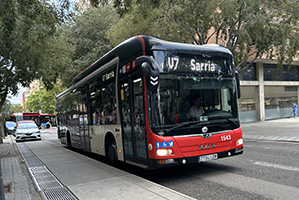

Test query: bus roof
[40,114,56,117]
[23,112,40,116]
[72,36,232,84]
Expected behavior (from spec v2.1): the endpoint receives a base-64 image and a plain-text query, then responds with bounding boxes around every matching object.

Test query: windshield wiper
[165,120,205,133]
[208,116,239,126]
[164,116,239,134]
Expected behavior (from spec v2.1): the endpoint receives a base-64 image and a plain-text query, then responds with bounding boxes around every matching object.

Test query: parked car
[5,121,16,135]
[15,120,41,142]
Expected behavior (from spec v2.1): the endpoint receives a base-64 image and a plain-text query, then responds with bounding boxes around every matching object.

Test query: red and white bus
[10,112,56,128]
[56,36,243,169]
[14,112,41,126]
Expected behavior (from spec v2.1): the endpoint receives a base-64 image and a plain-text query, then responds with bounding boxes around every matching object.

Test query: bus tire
[106,141,118,165]
[66,132,72,149]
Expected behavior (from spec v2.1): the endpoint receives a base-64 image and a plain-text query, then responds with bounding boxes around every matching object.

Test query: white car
[15,120,41,142]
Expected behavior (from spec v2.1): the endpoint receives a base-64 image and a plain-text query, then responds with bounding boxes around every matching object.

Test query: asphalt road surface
[134,139,299,200]
[41,128,299,200]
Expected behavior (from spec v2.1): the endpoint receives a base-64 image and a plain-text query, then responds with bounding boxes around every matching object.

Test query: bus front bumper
[148,147,243,169]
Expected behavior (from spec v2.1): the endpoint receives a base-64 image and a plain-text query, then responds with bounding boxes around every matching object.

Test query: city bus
[56,36,243,169]
[11,113,56,128]
[14,112,41,126]
[40,114,56,128]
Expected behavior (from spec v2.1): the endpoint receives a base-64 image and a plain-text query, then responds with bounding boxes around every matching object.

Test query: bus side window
[89,79,103,125]
[101,82,117,125]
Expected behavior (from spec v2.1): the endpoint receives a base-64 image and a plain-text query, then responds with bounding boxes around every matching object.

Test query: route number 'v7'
[168,57,179,70]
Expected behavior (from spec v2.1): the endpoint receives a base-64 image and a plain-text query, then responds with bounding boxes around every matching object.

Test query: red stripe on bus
[136,36,146,55]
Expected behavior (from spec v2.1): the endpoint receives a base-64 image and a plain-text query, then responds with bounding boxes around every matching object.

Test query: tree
[108,0,161,45]
[1,99,12,115]
[0,0,73,113]
[89,0,135,16]
[108,0,299,71]
[26,82,64,114]
[26,90,43,113]
[11,104,23,113]
[0,99,12,141]
[0,0,72,142]
[58,6,119,87]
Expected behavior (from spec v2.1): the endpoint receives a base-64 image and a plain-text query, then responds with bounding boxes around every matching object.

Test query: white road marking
[244,135,299,141]
[201,168,299,199]
[254,161,299,172]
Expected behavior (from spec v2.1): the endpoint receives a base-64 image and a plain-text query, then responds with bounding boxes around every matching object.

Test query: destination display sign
[102,70,115,82]
[153,51,234,76]
[168,57,217,72]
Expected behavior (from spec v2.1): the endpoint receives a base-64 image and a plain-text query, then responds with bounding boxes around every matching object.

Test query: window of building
[239,64,257,81]
[239,86,258,122]
[264,86,298,120]
[239,86,257,111]
[264,64,299,81]
[284,86,298,92]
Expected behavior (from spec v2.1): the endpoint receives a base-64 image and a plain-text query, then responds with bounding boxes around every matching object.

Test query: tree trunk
[0,119,4,143]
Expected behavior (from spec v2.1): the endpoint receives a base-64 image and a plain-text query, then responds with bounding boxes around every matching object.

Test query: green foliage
[95,0,134,16]
[108,0,161,45]
[42,29,75,89]
[108,0,299,71]
[2,0,296,118]
[11,104,23,114]
[58,6,119,87]
[0,0,72,113]
[26,90,42,113]
[25,83,65,114]
[0,99,13,115]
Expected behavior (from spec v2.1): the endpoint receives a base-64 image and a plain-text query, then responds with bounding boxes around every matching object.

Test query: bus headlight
[236,138,243,145]
[156,149,173,156]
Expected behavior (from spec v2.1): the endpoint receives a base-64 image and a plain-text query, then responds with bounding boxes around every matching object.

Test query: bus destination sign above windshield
[167,57,218,73]
[168,57,216,72]
[156,52,233,76]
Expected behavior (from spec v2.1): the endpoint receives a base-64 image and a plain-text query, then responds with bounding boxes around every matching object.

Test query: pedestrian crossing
[244,135,299,142]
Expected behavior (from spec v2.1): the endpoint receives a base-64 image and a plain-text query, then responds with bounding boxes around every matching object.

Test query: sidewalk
[0,135,41,200]
[1,118,299,200]
[1,134,195,200]
[241,117,299,142]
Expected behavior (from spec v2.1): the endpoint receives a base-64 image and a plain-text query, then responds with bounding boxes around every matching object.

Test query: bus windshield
[148,51,239,136]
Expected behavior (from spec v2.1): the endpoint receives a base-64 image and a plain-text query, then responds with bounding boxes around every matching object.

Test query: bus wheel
[66,132,72,149]
[107,142,118,165]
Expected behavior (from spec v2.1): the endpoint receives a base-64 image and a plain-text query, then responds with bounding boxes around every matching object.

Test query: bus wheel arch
[105,132,118,165]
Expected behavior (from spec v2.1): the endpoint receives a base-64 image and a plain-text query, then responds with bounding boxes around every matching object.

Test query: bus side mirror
[136,56,160,92]
[235,72,241,99]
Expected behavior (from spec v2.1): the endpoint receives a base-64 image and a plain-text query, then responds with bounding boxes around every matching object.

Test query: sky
[8,86,26,105]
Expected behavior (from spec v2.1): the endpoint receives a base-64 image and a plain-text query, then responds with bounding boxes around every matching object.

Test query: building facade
[239,60,299,122]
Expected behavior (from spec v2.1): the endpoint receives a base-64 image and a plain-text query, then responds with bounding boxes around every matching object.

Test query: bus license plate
[198,154,218,162]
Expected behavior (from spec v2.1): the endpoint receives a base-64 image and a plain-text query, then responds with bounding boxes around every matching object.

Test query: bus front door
[79,96,91,151]
[120,76,147,164]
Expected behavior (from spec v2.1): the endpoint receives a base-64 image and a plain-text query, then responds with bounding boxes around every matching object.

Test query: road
[136,140,299,200]
[39,127,299,200]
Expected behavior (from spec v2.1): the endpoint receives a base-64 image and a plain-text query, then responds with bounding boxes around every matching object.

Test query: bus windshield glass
[149,51,239,136]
